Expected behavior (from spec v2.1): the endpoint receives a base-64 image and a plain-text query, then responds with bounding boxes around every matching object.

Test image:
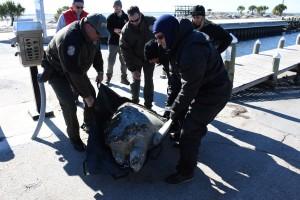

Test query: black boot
[165,171,194,184]
[70,137,86,152]
[105,73,112,85]
[121,74,130,85]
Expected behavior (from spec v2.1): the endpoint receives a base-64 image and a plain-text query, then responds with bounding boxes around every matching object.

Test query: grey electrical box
[13,21,44,67]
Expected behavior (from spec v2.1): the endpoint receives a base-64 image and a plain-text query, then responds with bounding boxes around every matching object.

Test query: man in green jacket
[119,6,155,109]
[41,13,109,151]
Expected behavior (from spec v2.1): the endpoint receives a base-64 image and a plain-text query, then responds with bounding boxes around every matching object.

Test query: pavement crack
[280,133,290,143]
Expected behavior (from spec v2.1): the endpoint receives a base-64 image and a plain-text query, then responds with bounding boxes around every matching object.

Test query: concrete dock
[0,32,300,200]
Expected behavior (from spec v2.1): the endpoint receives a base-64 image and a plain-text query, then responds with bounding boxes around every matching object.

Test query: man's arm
[211,24,232,53]
[170,44,209,119]
[56,14,66,33]
[119,27,143,71]
[58,35,93,98]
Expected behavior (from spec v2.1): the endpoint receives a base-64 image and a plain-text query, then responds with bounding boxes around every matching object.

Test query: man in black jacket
[191,5,232,54]
[106,0,129,85]
[41,14,109,152]
[153,15,232,184]
[120,6,156,109]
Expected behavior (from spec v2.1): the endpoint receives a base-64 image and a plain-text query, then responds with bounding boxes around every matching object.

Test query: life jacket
[63,8,88,25]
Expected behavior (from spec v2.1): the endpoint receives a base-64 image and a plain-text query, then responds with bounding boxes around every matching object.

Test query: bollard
[272,52,281,85]
[296,34,300,45]
[252,39,261,54]
[277,36,285,48]
[228,33,238,83]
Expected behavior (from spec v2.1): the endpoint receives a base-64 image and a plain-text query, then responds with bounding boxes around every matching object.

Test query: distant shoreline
[0,11,299,34]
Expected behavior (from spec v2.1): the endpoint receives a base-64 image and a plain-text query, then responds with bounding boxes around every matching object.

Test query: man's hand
[114,28,121,35]
[95,72,103,84]
[84,96,95,107]
[132,71,141,80]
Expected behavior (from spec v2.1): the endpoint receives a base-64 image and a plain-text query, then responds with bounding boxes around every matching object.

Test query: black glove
[162,110,170,119]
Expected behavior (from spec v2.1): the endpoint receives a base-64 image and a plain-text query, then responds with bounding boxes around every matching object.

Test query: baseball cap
[85,13,110,38]
[190,5,205,16]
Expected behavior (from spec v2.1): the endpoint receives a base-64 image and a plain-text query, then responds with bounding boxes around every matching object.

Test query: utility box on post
[13,21,43,67]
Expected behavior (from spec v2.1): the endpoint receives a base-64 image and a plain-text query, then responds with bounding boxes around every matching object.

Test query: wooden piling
[296,34,300,45]
[278,36,285,48]
[272,52,281,85]
[252,39,261,54]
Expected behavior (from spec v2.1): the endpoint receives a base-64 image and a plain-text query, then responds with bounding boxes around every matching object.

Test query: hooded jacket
[44,19,103,98]
[169,19,231,119]
[119,15,155,71]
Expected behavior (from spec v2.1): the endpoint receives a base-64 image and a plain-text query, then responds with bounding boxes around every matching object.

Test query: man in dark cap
[56,0,88,32]
[191,5,232,53]
[152,15,232,184]
[105,0,130,85]
[120,6,156,109]
[41,13,109,152]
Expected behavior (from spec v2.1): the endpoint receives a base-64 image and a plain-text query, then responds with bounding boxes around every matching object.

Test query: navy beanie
[73,0,84,3]
[152,14,179,49]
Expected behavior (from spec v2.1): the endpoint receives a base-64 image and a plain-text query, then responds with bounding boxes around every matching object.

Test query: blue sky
[0,0,299,14]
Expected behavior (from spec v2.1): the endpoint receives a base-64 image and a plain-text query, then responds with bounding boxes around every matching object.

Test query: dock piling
[272,52,281,85]
[278,36,285,48]
[252,39,261,54]
[296,34,300,45]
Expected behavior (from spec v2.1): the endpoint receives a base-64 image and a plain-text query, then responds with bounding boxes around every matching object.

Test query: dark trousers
[177,81,232,175]
[49,74,96,140]
[130,63,154,108]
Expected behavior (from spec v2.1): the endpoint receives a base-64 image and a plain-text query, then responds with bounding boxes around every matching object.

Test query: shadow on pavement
[203,120,300,199]
[0,126,15,162]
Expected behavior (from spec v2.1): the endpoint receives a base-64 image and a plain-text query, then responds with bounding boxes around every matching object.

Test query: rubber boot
[130,80,140,104]
[105,73,112,85]
[121,74,130,85]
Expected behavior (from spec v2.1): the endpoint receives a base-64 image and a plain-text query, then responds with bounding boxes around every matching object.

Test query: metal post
[252,39,261,54]
[34,0,47,38]
[278,36,285,48]
[296,34,300,45]
[28,66,54,121]
[272,52,281,85]
[30,66,41,113]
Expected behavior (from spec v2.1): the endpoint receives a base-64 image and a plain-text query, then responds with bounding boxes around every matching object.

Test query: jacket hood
[173,18,208,51]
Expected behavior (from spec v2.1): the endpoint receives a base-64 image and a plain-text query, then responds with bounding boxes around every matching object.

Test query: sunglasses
[76,6,84,9]
[129,17,140,23]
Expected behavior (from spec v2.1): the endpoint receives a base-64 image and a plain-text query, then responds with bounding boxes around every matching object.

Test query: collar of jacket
[79,18,93,43]
[114,10,126,18]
